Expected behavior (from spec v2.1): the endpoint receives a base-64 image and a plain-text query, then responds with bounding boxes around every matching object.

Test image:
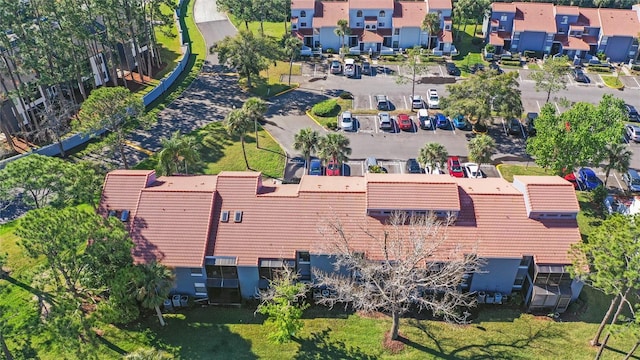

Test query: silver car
[378,112,393,131]
[627,124,640,142]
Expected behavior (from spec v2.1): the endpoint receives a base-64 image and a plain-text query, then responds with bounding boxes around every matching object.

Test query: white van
[344,58,356,77]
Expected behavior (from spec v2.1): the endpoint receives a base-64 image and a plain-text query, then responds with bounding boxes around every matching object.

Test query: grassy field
[452,24,486,77]
[152,3,184,80]
[248,61,301,98]
[496,164,555,182]
[228,15,287,40]
[527,63,541,70]
[601,75,625,90]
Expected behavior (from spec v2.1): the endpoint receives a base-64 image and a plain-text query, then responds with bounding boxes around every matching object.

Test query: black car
[445,62,460,76]
[469,63,485,74]
[506,118,523,136]
[406,158,422,174]
[525,112,538,137]
[573,68,588,83]
[625,104,639,122]
[489,62,503,74]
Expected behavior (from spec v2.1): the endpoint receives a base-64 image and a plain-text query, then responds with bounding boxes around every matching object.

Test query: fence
[0,2,192,169]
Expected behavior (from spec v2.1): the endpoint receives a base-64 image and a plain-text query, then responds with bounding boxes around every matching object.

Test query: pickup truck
[344,58,356,77]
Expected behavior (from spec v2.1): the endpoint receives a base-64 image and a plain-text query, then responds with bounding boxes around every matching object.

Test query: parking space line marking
[536,100,541,112]
[518,71,523,83]
[614,173,623,190]
[501,118,508,136]
[369,95,373,109]
[567,74,575,86]
[439,65,444,77]
[313,64,316,77]
[554,102,561,113]
[397,65,401,77]
[634,77,640,87]
[403,96,408,110]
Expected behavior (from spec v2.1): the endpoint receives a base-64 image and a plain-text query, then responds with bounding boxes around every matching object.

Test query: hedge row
[312,99,339,116]
[587,66,612,73]
[501,60,522,67]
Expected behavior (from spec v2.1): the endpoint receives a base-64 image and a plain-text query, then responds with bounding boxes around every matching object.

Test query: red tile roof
[366,174,460,211]
[99,170,155,215]
[513,2,557,34]
[393,2,428,28]
[556,5,579,16]
[361,30,384,42]
[102,171,582,268]
[489,32,510,46]
[439,29,453,43]
[291,0,315,10]
[598,8,640,37]
[313,1,349,28]
[576,8,600,27]
[351,0,393,9]
[427,0,452,10]
[513,176,580,214]
[554,35,591,51]
[492,2,516,13]
[130,176,217,268]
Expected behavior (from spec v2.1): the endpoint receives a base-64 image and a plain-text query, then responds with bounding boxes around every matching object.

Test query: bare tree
[314,211,482,341]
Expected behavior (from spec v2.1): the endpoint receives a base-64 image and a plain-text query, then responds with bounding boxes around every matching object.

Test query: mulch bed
[357,310,387,319]
[383,331,405,354]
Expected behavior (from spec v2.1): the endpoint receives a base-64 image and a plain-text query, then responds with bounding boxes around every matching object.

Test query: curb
[495,163,505,179]
[270,83,300,98]
[256,125,289,179]
[599,75,625,90]
[124,140,155,156]
[305,110,330,131]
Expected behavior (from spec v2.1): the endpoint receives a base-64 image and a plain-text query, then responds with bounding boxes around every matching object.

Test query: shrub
[501,60,522,67]
[632,65,640,71]
[592,185,608,215]
[312,99,338,116]
[326,48,334,54]
[587,66,612,73]
[596,51,607,61]
[485,44,496,54]
[471,38,483,45]
[326,120,338,130]
[339,91,353,99]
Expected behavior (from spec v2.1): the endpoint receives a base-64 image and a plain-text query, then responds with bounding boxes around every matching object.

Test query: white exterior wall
[319,27,341,50]
[291,9,314,28]
[398,27,423,48]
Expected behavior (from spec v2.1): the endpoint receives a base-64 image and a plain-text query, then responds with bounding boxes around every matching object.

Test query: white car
[344,58,356,77]
[340,111,354,131]
[626,124,640,142]
[427,89,439,109]
[411,95,423,109]
[463,162,483,178]
[425,164,445,174]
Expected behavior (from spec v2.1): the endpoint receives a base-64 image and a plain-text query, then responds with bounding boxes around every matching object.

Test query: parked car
[447,156,465,178]
[626,104,639,122]
[378,112,393,131]
[622,169,640,192]
[506,118,523,136]
[463,162,483,178]
[578,167,603,190]
[375,95,390,110]
[411,95,424,109]
[326,159,341,176]
[406,158,422,174]
[366,157,387,173]
[344,58,356,77]
[452,114,470,130]
[469,63,485,74]
[563,172,580,190]
[397,113,413,131]
[434,113,450,129]
[339,111,354,131]
[362,61,372,75]
[489,61,503,74]
[309,159,323,175]
[573,68,588,83]
[627,124,640,142]
[417,109,433,130]
[330,60,342,74]
[445,62,460,76]
[427,89,439,109]
[525,112,538,137]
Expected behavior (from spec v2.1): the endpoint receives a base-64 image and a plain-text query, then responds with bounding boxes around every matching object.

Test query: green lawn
[527,63,541,70]
[248,61,301,98]
[452,23,486,77]
[496,164,555,182]
[308,98,353,128]
[229,15,287,40]
[601,75,624,90]
[152,3,183,80]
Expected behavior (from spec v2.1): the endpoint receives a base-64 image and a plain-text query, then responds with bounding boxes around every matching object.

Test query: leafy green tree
[418,142,448,172]
[257,265,309,343]
[75,86,147,169]
[217,0,255,29]
[467,134,496,169]
[284,36,302,85]
[397,47,432,103]
[125,347,172,360]
[527,95,626,175]
[440,71,522,132]
[157,131,201,176]
[317,133,352,164]
[214,30,272,88]
[570,214,640,347]
[602,142,631,186]
[242,97,268,148]
[530,56,571,103]
[224,109,254,169]
[334,19,351,51]
[135,262,174,327]
[421,13,441,51]
[293,128,320,174]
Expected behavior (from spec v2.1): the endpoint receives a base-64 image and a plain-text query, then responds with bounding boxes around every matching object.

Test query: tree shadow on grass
[294,328,377,360]
[191,122,233,173]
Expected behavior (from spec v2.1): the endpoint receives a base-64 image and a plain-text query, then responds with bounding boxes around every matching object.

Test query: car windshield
[419,116,429,121]
[585,174,598,182]
[632,177,640,185]
[452,165,462,172]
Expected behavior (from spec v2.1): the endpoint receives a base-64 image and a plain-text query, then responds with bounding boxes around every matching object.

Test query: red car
[447,156,465,178]
[397,114,413,131]
[326,159,341,176]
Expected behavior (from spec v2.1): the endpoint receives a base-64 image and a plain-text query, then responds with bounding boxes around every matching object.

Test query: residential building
[100,170,584,314]
[484,2,640,62]
[291,0,456,56]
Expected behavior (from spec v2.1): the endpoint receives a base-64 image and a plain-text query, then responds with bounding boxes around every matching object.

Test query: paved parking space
[301,62,329,77]
[619,76,640,89]
[355,115,378,133]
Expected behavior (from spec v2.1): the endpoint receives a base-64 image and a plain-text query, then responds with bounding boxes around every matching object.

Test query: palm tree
[293,128,320,174]
[418,142,449,173]
[242,97,268,148]
[334,19,351,52]
[157,131,201,176]
[317,133,352,165]
[603,142,632,186]
[224,109,253,169]
[467,134,496,169]
[284,36,302,85]
[135,262,174,327]
[421,13,441,52]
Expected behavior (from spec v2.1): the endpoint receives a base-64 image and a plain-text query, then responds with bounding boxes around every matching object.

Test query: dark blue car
[309,159,323,175]
[578,168,603,190]
[435,113,450,129]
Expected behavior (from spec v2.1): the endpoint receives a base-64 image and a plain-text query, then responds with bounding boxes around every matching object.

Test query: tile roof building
[484,2,640,62]
[101,171,584,313]
[291,0,456,56]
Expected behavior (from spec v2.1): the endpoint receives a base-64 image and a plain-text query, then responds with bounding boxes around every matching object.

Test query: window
[194,282,207,295]
[601,36,608,45]
[365,24,370,29]
[561,16,568,25]
[206,264,238,279]
[356,22,361,27]
[378,23,384,28]
[234,210,243,223]
[190,268,203,276]
[292,24,297,29]
[296,251,311,281]
[500,15,507,22]
[220,210,229,222]
[300,22,307,27]
[300,10,306,17]
[356,10,362,17]
[379,10,385,17]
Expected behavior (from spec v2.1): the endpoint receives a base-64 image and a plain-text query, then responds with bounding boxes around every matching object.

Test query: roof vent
[221,210,229,223]
[234,211,243,223]
[120,210,130,222]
